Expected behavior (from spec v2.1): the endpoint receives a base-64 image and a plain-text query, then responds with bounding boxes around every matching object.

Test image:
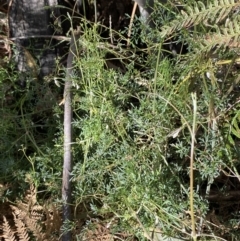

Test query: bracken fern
[2,216,17,241]
[1,187,61,241]
[159,0,240,55]
[160,0,240,37]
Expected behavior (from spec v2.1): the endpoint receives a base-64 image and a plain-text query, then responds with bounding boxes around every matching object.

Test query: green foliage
[158,0,240,56]
[160,0,239,37]
[0,59,62,199]
[1,0,240,240]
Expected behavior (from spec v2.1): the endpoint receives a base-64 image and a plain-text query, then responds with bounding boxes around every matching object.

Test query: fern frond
[160,0,239,37]
[196,18,240,52]
[10,205,26,220]
[231,111,240,138]
[2,216,17,241]
[25,218,45,241]
[30,205,44,221]
[43,203,61,240]
[2,189,58,241]
[13,213,30,241]
[11,203,45,241]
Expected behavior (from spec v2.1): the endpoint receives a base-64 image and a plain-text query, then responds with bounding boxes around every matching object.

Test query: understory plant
[69,1,240,240]
[1,0,240,240]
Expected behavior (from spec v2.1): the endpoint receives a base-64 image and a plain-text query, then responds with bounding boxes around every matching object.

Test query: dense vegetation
[0,0,240,240]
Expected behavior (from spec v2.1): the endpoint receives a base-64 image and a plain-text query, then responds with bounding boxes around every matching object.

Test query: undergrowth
[1,0,240,240]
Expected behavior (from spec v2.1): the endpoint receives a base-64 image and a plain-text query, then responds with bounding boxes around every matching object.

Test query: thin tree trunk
[62,29,80,241]
[9,0,58,79]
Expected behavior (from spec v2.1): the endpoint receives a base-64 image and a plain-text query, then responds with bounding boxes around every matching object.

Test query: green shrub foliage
[1,0,240,240]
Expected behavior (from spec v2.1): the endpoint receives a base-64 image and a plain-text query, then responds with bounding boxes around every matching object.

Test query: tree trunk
[9,0,58,79]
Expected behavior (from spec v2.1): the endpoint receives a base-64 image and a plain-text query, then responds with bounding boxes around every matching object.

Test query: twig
[127,2,138,47]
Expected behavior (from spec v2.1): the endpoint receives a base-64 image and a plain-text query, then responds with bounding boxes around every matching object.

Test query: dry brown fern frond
[2,216,17,241]
[13,213,30,241]
[23,179,37,209]
[43,203,61,239]
[1,182,61,241]
[1,202,61,241]
[30,205,45,221]
[10,204,45,241]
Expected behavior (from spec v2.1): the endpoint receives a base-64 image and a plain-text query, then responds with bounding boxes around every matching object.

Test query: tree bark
[9,0,58,79]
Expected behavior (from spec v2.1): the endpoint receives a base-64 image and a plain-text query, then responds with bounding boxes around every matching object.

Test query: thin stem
[62,28,81,241]
[190,92,197,241]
